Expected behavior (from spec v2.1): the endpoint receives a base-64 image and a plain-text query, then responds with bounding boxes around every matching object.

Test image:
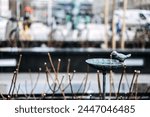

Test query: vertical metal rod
[102,72,106,100]
[97,70,102,99]
[134,70,140,99]
[128,70,137,99]
[109,70,113,99]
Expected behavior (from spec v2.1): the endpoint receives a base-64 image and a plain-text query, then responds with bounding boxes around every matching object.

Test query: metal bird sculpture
[110,51,131,62]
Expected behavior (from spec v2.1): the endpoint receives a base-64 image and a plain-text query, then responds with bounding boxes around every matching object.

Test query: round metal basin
[86,58,123,72]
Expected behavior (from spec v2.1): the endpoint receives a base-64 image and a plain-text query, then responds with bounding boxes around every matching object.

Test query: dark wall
[0,48,150,73]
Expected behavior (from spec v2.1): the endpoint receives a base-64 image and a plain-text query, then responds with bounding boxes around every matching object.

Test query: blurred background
[0,0,150,47]
[0,0,150,99]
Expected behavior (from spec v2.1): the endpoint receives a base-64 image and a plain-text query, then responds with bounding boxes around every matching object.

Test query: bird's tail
[126,54,131,58]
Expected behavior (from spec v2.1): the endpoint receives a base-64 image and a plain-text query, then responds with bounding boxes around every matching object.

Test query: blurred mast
[0,0,1,16]
[112,0,116,49]
[48,0,52,26]
[104,0,109,48]
[121,0,128,49]
[16,0,21,19]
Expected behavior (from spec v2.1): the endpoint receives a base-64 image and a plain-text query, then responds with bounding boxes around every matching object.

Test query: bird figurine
[110,51,131,62]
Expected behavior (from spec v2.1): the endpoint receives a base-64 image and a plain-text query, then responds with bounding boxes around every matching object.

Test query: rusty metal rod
[48,53,66,99]
[117,66,126,99]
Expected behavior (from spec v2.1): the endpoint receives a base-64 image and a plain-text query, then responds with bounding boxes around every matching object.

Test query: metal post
[102,72,106,100]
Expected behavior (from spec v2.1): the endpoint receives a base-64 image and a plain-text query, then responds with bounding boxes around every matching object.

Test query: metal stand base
[102,72,106,100]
